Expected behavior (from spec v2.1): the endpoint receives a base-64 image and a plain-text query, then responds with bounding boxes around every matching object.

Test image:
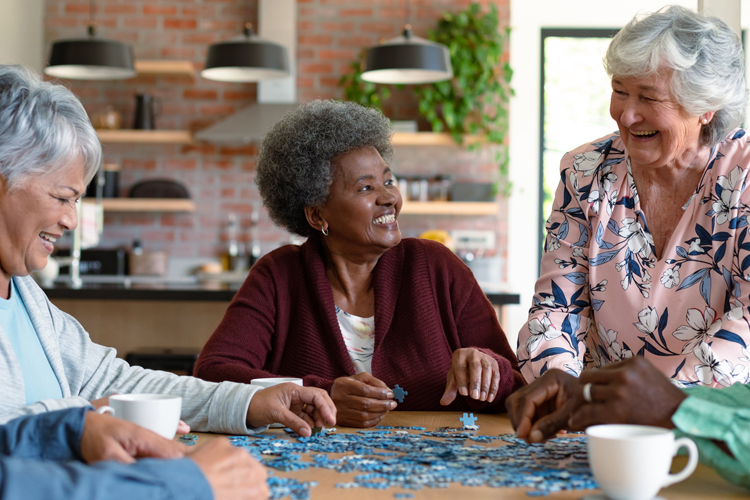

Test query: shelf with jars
[390,132,484,147]
[83,198,195,213]
[133,60,196,79]
[399,201,497,216]
[96,130,194,144]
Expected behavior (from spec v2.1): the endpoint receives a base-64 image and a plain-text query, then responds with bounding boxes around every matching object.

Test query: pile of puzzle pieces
[216,425,598,499]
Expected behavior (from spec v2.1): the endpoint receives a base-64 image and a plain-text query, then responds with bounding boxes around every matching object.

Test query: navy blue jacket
[0,407,212,500]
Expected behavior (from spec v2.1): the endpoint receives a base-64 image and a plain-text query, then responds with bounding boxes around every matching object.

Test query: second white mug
[249,378,303,428]
[586,424,699,500]
[250,377,304,389]
[97,393,182,439]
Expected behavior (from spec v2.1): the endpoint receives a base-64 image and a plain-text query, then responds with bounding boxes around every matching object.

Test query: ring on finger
[582,382,593,403]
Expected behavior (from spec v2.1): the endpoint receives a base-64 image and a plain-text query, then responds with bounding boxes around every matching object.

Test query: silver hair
[256,100,393,237]
[0,65,101,189]
[604,5,748,147]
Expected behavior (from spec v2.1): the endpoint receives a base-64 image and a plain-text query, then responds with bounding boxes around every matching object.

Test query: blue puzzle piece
[459,412,478,427]
[392,385,408,403]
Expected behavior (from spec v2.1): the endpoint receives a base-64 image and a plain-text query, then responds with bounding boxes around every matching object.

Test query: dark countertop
[42,280,520,305]
[43,281,240,301]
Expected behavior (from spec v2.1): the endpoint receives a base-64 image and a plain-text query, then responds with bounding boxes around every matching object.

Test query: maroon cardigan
[194,237,525,412]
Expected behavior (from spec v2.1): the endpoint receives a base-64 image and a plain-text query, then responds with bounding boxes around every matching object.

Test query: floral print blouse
[518,130,750,388]
[336,306,375,374]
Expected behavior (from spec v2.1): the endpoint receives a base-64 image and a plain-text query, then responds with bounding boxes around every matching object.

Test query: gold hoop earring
[322,226,328,236]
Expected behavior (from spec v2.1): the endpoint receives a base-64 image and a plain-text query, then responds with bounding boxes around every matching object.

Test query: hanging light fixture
[45,0,135,80]
[361,0,452,85]
[201,0,289,83]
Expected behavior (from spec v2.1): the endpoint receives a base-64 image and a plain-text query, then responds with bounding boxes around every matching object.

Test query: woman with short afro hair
[195,100,524,427]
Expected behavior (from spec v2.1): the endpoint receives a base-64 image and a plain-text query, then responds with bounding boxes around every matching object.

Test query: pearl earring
[700,118,708,125]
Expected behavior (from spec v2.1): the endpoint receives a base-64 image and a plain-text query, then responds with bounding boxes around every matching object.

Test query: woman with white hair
[0,65,335,442]
[518,6,750,388]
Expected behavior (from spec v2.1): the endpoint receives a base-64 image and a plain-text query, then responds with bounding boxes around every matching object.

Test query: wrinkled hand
[247,383,336,436]
[176,420,190,434]
[80,411,187,464]
[189,439,268,500]
[505,369,582,443]
[89,395,112,410]
[441,348,500,406]
[569,357,687,430]
[329,372,396,428]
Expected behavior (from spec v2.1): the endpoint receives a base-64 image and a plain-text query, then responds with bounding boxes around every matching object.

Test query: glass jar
[429,175,451,201]
[410,177,429,202]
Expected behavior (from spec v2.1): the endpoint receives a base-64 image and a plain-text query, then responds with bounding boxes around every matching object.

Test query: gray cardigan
[0,276,261,434]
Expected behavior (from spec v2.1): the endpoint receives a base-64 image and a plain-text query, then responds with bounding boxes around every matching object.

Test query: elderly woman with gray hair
[0,65,336,487]
[195,100,524,427]
[518,6,750,391]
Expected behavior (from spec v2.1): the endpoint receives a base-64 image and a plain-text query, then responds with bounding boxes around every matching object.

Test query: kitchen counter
[41,278,521,305]
[42,281,240,302]
[44,277,521,360]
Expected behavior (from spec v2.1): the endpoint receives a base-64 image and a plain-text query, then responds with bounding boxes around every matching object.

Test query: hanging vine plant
[337,48,391,109]
[413,3,513,187]
[337,3,513,192]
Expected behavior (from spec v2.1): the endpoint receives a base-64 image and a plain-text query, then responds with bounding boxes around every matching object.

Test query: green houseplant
[413,3,513,185]
[338,3,513,190]
[338,49,391,109]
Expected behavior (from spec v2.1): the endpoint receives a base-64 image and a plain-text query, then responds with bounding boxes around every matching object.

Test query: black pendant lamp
[361,1,452,85]
[45,0,135,80]
[202,0,290,86]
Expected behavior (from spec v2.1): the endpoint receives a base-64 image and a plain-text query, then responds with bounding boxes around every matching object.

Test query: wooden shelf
[391,132,484,147]
[134,60,196,78]
[96,130,193,144]
[400,201,497,215]
[84,198,195,212]
[94,130,474,147]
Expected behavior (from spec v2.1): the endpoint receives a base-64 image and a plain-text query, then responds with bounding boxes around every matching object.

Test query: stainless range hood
[194,103,299,144]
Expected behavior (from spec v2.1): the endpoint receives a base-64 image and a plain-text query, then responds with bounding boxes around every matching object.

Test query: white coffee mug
[587,424,699,500]
[250,377,303,389]
[97,394,182,439]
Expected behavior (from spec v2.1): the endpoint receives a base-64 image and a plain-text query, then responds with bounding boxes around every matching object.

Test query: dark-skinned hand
[247,383,336,437]
[80,411,187,464]
[329,372,396,427]
[570,356,687,430]
[441,348,501,406]
[505,368,583,443]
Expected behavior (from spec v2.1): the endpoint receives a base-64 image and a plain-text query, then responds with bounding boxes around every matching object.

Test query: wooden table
[193,412,747,499]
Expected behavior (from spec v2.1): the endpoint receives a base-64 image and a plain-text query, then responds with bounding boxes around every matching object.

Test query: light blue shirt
[0,279,62,404]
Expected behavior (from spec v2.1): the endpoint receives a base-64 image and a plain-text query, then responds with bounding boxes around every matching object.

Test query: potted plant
[339,3,513,192]
[413,3,513,187]
[338,49,391,109]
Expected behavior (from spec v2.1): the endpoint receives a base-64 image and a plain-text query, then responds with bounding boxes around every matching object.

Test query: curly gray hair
[0,65,101,189]
[604,5,748,147]
[256,100,393,237]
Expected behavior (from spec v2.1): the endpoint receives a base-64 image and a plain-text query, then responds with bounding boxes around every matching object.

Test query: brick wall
[44,0,510,278]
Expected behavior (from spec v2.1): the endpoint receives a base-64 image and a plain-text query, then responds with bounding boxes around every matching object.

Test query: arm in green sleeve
[671,383,750,489]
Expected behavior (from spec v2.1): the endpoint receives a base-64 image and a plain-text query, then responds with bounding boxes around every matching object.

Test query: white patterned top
[336,306,375,374]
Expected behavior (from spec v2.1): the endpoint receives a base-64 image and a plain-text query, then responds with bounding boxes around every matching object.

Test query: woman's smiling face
[609,73,707,169]
[315,146,402,259]
[0,158,85,285]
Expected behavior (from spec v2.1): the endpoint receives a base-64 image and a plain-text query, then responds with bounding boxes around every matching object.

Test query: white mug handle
[96,405,115,416]
[663,437,699,488]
